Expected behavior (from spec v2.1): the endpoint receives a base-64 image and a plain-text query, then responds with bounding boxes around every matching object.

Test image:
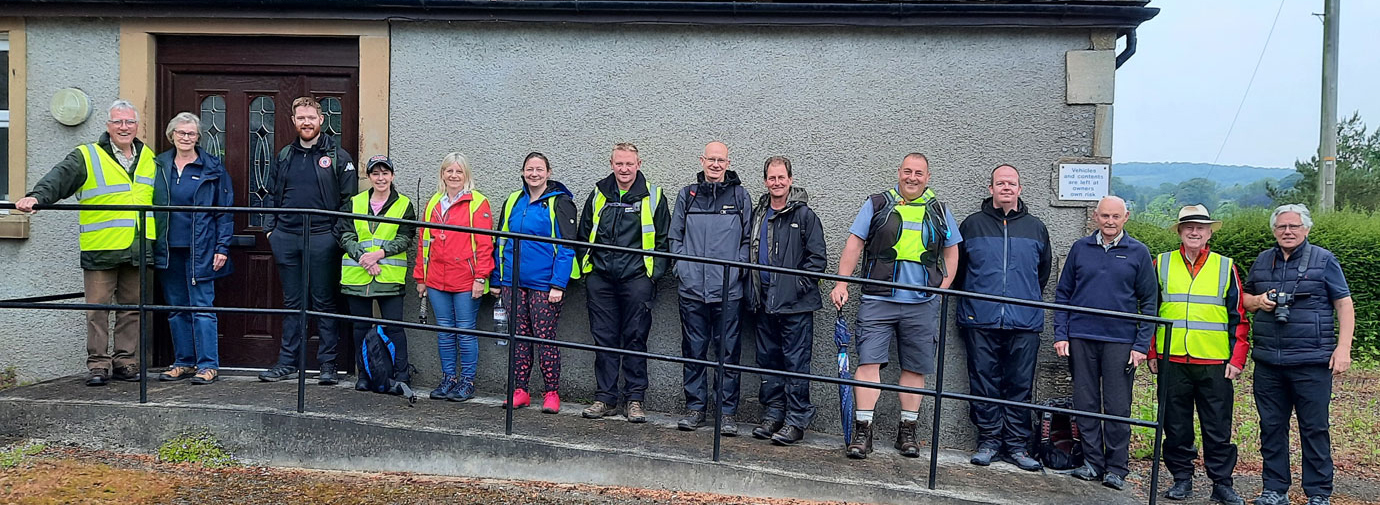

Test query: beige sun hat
[1169,204,1222,234]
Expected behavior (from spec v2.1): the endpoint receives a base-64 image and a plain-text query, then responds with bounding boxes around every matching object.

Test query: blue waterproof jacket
[955,197,1051,331]
[152,147,235,282]
[491,181,579,291]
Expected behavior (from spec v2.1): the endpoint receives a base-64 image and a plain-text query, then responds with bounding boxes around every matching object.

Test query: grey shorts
[855,297,940,375]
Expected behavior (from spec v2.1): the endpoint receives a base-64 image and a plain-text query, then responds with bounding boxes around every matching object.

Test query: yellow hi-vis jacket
[582,181,660,277]
[1154,250,1233,359]
[76,143,156,251]
[342,191,412,286]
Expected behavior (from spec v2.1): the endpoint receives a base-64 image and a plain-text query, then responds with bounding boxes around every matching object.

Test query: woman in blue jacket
[491,152,579,413]
[153,112,235,385]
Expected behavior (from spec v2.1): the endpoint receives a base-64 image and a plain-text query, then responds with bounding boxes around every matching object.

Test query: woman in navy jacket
[152,112,235,385]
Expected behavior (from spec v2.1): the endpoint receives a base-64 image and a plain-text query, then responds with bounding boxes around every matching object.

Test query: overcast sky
[1113,0,1380,168]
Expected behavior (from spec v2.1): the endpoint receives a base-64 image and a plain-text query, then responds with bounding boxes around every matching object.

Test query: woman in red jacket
[415,152,494,401]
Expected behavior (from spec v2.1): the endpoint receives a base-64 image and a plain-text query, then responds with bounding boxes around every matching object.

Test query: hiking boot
[719,415,739,437]
[317,362,338,385]
[159,366,196,382]
[753,418,784,440]
[1102,473,1126,491]
[190,369,218,385]
[259,365,297,382]
[86,369,110,387]
[1254,490,1289,505]
[625,401,647,423]
[430,374,458,400]
[447,377,475,402]
[1210,484,1244,505]
[541,391,561,414]
[582,401,618,419]
[846,420,873,459]
[970,446,999,466]
[112,365,142,382]
[770,425,805,446]
[1165,479,1193,500]
[1305,496,1331,505]
[678,411,707,431]
[894,420,920,457]
[1004,450,1043,472]
[505,388,531,408]
[1069,462,1101,481]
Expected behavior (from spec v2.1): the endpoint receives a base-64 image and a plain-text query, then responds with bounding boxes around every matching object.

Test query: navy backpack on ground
[1031,396,1084,470]
[357,325,416,404]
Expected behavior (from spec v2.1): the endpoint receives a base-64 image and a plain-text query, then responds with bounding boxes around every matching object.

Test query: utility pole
[1319,0,1339,211]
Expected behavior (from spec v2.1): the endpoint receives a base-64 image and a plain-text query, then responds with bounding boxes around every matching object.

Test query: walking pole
[138,208,149,404]
[1147,321,1173,505]
[926,295,949,489]
[505,239,521,436]
[711,263,730,462]
[296,214,310,414]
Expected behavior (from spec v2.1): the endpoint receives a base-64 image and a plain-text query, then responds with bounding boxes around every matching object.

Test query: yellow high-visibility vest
[497,190,580,282]
[1154,250,1234,359]
[76,143,156,251]
[342,191,412,286]
[582,182,660,277]
[888,188,933,264]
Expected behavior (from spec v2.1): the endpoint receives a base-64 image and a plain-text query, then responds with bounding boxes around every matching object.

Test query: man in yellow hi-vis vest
[575,143,670,423]
[1149,204,1250,505]
[17,100,157,387]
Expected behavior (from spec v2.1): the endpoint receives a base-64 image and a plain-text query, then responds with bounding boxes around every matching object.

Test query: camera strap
[1273,243,1311,297]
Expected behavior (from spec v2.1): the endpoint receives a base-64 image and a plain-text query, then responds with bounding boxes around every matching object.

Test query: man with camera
[1242,204,1354,505]
[1147,205,1249,505]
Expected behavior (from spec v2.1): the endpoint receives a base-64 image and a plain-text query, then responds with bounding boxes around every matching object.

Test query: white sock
[900,410,919,422]
[855,410,874,422]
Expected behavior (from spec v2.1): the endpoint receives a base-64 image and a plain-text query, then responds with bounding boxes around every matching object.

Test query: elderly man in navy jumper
[1053,195,1158,491]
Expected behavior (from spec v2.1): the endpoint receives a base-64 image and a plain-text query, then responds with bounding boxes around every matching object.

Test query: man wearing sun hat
[1149,204,1249,505]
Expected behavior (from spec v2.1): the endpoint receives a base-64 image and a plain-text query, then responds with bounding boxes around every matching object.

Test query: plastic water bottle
[493,297,509,346]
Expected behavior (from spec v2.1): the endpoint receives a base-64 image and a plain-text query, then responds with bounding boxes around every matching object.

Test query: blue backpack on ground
[357,325,417,404]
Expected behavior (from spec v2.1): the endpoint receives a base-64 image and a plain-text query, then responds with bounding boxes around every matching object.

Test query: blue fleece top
[1053,231,1160,352]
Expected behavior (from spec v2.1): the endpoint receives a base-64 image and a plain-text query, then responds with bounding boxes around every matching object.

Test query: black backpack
[1031,396,1084,470]
[357,325,416,403]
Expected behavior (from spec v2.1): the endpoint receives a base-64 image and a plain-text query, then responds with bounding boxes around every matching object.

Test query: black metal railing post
[926,294,949,489]
[711,262,730,462]
[505,238,521,436]
[1147,320,1173,505]
[138,208,149,404]
[296,214,310,414]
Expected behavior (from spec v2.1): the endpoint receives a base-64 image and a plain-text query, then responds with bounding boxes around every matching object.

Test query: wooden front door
[155,36,360,369]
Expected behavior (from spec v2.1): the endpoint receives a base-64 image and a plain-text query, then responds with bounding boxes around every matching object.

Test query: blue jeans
[428,288,480,380]
[162,248,219,370]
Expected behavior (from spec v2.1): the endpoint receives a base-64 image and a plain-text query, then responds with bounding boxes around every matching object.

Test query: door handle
[230,235,256,247]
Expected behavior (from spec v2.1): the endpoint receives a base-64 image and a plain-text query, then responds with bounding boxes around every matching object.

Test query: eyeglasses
[701,157,729,165]
[1274,224,1305,232]
[173,131,199,138]
[107,119,138,127]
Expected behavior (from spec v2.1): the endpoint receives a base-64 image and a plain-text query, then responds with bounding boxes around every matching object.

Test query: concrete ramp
[0,375,1142,504]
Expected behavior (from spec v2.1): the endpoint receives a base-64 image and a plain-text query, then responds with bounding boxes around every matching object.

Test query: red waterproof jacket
[413,191,495,293]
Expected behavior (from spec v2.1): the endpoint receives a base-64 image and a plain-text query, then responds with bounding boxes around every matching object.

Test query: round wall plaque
[51,88,93,126]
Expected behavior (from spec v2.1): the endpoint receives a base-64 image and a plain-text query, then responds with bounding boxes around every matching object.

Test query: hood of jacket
[754,186,810,216]
[595,171,652,201]
[523,179,575,203]
[979,196,1030,221]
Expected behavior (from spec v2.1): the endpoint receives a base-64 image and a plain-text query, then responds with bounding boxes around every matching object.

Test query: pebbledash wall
[0,13,1137,448]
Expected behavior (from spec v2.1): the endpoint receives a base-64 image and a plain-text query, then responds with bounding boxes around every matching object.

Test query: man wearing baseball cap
[1150,204,1249,505]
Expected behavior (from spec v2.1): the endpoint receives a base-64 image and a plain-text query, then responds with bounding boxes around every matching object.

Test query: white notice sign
[1058,163,1110,201]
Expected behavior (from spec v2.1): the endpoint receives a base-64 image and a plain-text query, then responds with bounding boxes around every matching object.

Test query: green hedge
[1125,210,1379,362]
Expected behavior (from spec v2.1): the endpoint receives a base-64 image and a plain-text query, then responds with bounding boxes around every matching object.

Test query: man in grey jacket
[670,141,752,435]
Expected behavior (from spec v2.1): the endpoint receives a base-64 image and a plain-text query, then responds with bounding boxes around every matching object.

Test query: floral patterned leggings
[513,287,564,393]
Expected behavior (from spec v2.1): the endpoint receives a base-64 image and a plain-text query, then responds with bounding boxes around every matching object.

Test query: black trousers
[1069,338,1135,478]
[586,273,654,405]
[270,231,341,368]
[1161,361,1238,485]
[680,297,742,415]
[1255,361,1334,497]
[346,295,409,383]
[961,328,1039,453]
[755,310,816,429]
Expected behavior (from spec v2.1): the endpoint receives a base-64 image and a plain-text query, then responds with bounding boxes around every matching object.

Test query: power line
[1213,0,1288,164]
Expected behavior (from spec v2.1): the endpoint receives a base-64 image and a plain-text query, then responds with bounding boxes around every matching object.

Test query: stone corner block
[1066,50,1115,105]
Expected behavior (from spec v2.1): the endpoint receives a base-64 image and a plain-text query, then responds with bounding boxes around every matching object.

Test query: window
[1,33,10,201]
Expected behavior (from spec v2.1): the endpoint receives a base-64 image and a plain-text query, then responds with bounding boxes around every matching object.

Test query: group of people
[17,98,1357,505]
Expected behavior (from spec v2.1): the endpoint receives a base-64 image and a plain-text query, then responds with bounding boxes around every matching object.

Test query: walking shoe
[846,420,873,459]
[719,415,739,437]
[625,401,647,423]
[1304,496,1331,505]
[317,362,338,385]
[505,388,531,408]
[753,418,784,440]
[678,411,707,431]
[112,366,142,382]
[430,374,458,400]
[1003,450,1043,472]
[970,446,999,466]
[1165,479,1193,500]
[582,401,618,419]
[159,366,196,382]
[447,377,475,402]
[1254,490,1289,505]
[894,420,920,458]
[86,369,110,387]
[541,391,561,414]
[770,425,805,446]
[190,369,218,385]
[1069,462,1102,481]
[1102,473,1126,491]
[258,365,298,382]
[1210,484,1245,505]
